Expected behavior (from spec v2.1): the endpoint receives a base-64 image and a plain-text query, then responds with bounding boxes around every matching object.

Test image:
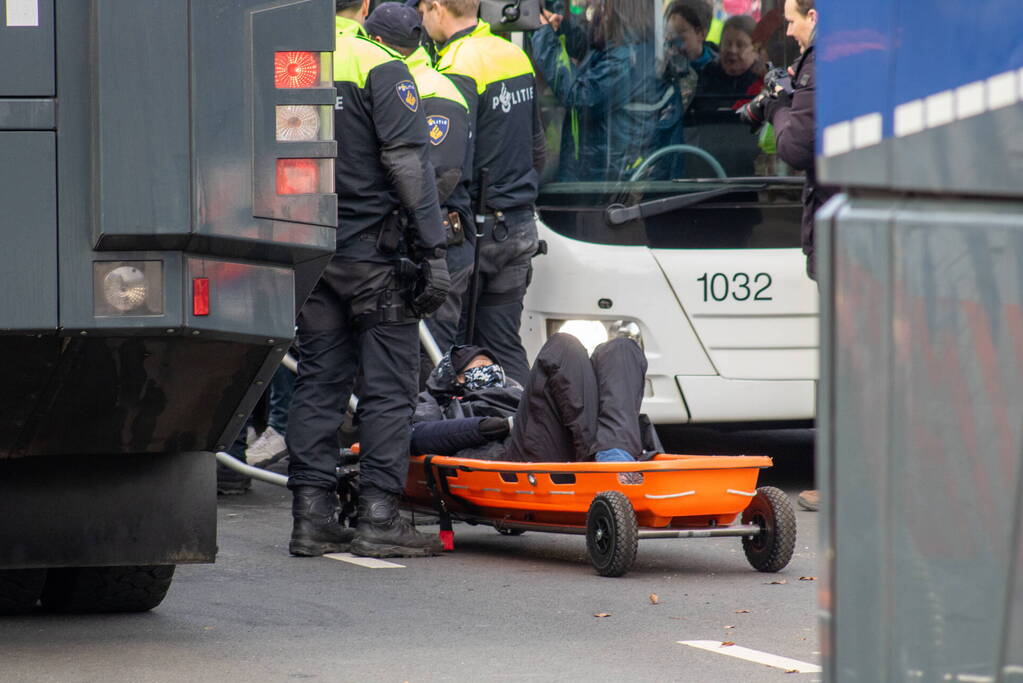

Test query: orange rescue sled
[402,453,796,577]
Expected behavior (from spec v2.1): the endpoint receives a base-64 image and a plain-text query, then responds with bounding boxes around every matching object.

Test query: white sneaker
[246,425,287,467]
[245,425,259,446]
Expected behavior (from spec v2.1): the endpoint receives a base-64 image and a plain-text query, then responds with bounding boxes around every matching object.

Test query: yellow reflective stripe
[333,26,403,88]
[408,62,468,111]
[406,46,434,72]
[335,16,364,39]
[436,21,534,95]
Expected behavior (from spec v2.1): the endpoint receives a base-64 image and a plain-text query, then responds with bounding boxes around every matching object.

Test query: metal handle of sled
[492,520,764,538]
[215,449,362,488]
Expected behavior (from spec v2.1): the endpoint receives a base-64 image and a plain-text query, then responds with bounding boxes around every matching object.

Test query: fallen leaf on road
[735,609,751,613]
[723,625,735,629]
[767,579,788,585]
[785,669,799,674]
[798,576,817,581]
[721,641,735,647]
[593,613,612,618]
[649,594,659,605]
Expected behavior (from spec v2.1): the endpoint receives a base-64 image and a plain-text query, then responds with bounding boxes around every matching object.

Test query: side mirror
[479,0,542,32]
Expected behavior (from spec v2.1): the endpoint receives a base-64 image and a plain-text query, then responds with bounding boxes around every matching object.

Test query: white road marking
[324,553,405,569]
[678,640,822,674]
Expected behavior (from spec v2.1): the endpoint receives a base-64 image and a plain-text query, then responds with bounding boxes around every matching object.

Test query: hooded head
[427,345,506,397]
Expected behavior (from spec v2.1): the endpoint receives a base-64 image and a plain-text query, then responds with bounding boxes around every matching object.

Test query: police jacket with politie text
[765,42,835,279]
[332,17,445,255]
[436,21,545,210]
[405,46,471,226]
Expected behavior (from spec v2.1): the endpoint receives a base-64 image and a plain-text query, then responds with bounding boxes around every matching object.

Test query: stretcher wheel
[741,486,796,573]
[586,491,638,577]
[497,528,525,536]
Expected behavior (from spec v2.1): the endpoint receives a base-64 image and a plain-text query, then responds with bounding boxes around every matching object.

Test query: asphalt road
[1,429,819,683]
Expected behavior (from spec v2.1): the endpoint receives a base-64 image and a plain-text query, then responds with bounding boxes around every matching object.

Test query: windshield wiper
[605,184,765,226]
[677,175,806,186]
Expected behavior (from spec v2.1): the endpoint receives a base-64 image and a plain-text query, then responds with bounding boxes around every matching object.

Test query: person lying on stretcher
[411,333,656,462]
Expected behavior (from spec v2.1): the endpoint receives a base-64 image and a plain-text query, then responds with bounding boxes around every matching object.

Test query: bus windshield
[528,0,802,194]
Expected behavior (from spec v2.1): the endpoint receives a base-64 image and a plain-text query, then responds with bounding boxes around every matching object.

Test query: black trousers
[286,255,418,494]
[505,333,647,462]
[460,208,538,385]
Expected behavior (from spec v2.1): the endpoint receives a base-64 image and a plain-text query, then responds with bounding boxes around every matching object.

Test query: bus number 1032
[696,272,773,302]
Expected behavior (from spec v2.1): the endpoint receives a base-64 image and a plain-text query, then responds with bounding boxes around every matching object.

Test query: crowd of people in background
[530,0,799,182]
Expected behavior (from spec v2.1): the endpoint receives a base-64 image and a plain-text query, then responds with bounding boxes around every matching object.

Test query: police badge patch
[426,115,450,146]
[396,80,419,112]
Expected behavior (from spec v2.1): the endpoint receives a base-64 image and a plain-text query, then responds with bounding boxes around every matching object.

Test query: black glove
[410,256,451,317]
[479,417,511,441]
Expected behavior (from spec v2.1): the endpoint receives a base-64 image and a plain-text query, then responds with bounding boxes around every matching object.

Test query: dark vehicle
[0,0,336,613]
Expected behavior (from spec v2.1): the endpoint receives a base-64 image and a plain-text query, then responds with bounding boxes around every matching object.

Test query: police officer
[285,0,450,559]
[365,3,473,353]
[414,0,546,385]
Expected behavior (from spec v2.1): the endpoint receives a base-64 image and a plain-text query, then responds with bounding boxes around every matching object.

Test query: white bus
[519,0,817,425]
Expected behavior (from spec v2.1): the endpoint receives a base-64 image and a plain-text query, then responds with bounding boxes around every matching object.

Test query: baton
[465,167,489,345]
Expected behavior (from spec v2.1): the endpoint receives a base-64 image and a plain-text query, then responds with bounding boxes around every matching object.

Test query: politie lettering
[491,83,534,113]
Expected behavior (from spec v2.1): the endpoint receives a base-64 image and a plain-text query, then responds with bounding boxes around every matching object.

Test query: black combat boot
[289,486,356,557]
[350,488,443,558]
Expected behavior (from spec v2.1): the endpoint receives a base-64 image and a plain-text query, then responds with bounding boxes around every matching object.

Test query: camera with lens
[737,65,794,126]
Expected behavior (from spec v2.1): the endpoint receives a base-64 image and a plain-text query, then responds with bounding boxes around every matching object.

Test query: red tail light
[193,277,210,316]
[275,51,319,89]
[276,158,320,194]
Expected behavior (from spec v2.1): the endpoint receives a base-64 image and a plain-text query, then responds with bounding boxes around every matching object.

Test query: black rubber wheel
[741,486,796,572]
[0,569,47,615]
[41,565,175,613]
[496,528,525,536]
[586,491,638,577]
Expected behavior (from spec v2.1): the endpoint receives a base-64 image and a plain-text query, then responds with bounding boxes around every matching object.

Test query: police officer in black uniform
[415,0,546,385]
[365,3,474,354]
[285,0,450,559]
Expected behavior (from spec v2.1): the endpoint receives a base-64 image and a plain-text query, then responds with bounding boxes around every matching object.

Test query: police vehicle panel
[0,0,336,613]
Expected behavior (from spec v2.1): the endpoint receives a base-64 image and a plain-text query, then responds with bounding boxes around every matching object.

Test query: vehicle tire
[741,486,796,572]
[0,569,47,615]
[586,491,638,577]
[40,565,175,613]
[496,528,525,536]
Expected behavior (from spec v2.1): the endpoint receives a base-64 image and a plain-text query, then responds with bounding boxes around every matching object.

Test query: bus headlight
[609,320,642,343]
[546,319,644,354]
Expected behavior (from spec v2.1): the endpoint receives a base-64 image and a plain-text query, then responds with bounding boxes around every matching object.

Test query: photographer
[741,0,832,282]
[739,0,828,513]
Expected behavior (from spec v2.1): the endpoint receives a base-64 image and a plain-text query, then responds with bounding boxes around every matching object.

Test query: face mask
[462,364,506,392]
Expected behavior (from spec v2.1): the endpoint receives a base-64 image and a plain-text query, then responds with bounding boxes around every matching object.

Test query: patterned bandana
[461,364,506,392]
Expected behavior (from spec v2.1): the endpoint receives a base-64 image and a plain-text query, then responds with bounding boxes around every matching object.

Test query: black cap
[365,3,423,49]
[449,345,499,374]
